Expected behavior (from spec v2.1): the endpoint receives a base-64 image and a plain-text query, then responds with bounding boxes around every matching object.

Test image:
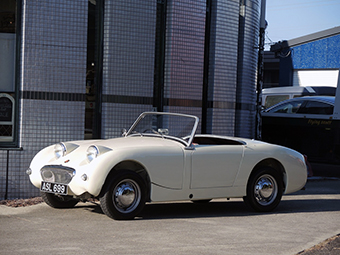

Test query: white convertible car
[27,112,307,220]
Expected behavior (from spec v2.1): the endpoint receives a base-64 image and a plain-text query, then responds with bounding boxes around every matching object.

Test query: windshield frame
[125,112,199,147]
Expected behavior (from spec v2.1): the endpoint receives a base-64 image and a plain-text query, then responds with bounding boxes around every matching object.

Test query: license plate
[41,181,68,195]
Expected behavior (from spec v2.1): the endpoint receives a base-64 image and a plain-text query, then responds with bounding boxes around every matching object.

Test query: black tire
[40,191,79,208]
[243,167,283,212]
[99,170,147,220]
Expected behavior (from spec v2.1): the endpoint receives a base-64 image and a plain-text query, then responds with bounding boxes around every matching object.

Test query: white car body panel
[28,134,306,200]
[27,112,307,212]
[190,145,244,188]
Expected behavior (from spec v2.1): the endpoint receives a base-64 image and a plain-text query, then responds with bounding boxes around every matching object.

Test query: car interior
[192,136,244,146]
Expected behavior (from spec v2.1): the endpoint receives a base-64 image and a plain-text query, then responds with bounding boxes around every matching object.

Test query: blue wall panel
[292,34,340,69]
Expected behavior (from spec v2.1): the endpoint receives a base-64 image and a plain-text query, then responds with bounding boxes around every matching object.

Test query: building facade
[264,26,340,89]
[0,0,263,199]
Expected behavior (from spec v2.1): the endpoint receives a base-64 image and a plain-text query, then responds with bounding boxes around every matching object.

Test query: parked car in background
[261,96,340,164]
[27,112,307,220]
[262,86,336,109]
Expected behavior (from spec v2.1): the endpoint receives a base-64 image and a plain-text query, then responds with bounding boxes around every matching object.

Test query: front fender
[70,145,185,197]
[74,151,133,196]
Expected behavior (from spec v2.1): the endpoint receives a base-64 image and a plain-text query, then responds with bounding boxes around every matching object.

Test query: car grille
[40,165,76,184]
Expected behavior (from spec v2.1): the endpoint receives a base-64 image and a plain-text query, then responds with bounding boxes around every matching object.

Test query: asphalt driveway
[1,178,339,255]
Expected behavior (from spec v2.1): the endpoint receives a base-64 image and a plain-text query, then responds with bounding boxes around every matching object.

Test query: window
[271,100,304,114]
[299,101,334,115]
[264,95,289,109]
[0,0,18,146]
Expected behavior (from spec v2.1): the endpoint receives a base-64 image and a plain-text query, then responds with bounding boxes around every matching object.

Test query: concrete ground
[1,178,339,255]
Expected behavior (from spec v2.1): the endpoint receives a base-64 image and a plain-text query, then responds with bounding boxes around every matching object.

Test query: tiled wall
[235,0,261,138]
[164,0,206,119]
[1,0,261,199]
[206,0,240,136]
[101,0,156,138]
[0,0,87,199]
[22,0,87,93]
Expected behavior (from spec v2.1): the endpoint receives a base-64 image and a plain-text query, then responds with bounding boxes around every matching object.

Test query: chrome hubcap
[254,174,278,206]
[113,179,141,213]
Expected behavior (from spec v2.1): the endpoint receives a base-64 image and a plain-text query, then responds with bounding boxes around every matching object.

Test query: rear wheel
[40,192,79,208]
[100,170,147,220]
[243,167,283,212]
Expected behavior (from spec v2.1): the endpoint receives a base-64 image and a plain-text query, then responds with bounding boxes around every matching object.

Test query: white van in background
[262,86,336,109]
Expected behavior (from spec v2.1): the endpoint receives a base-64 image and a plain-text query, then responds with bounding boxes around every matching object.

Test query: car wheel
[100,170,147,220]
[243,167,283,212]
[40,191,79,208]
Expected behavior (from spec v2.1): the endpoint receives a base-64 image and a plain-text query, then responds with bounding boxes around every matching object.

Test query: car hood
[32,136,184,166]
[73,136,184,150]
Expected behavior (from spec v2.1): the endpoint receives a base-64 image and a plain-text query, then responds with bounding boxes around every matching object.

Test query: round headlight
[54,143,66,159]
[87,146,99,162]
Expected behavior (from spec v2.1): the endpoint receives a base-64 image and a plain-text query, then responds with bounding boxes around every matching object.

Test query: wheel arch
[98,160,151,201]
[250,158,287,191]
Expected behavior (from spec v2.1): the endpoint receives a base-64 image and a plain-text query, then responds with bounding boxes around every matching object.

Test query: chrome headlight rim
[54,143,67,159]
[87,145,99,162]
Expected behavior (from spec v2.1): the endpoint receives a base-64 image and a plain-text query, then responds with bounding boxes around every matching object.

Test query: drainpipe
[255,0,267,140]
[1,147,23,200]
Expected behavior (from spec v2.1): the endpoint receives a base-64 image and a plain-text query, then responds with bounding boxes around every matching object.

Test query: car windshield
[126,112,199,146]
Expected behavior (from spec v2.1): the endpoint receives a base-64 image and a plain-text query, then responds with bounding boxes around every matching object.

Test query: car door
[261,99,306,151]
[262,98,336,163]
[190,145,244,189]
[296,100,335,162]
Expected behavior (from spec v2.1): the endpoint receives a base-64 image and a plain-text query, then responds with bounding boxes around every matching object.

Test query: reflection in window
[300,101,333,115]
[264,95,289,109]
[271,101,303,114]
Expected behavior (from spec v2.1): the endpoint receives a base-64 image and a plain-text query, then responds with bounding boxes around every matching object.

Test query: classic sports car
[27,112,307,220]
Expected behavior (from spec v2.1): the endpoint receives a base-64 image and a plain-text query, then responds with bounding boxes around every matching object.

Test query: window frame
[0,0,21,148]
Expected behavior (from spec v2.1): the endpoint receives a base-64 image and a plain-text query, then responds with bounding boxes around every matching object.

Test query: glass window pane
[264,95,289,109]
[299,101,334,115]
[271,100,303,114]
[0,0,16,144]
